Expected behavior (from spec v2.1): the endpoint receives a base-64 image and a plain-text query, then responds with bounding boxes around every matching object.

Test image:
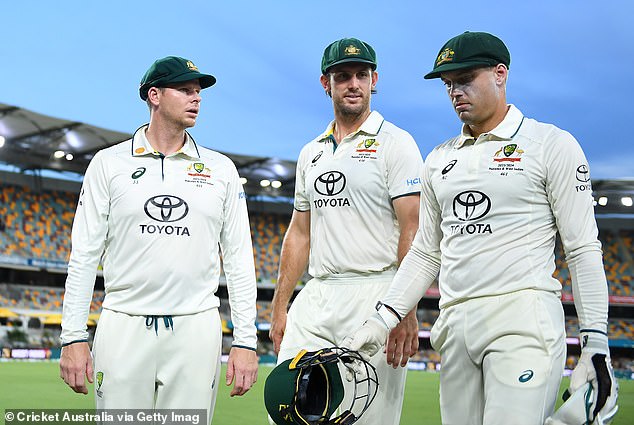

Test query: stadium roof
[0,102,296,199]
[0,102,632,215]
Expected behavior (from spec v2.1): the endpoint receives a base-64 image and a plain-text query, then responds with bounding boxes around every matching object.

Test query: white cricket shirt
[61,126,257,348]
[294,111,424,278]
[386,105,608,333]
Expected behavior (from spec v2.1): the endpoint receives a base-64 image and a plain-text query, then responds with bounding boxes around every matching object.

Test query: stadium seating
[6,180,629,293]
[0,283,104,313]
[250,213,287,282]
[1,182,633,375]
[554,230,634,297]
[0,183,291,283]
[0,184,76,262]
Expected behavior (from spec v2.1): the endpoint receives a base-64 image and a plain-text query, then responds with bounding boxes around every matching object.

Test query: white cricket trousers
[92,308,222,424]
[276,271,407,425]
[430,289,566,425]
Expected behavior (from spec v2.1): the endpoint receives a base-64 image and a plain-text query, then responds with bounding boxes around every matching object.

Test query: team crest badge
[503,144,517,157]
[186,162,212,185]
[96,371,104,397]
[436,48,455,66]
[344,45,361,56]
[186,61,199,71]
[494,144,524,163]
[355,139,379,153]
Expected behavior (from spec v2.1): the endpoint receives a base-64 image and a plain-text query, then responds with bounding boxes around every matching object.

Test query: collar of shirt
[130,124,201,159]
[315,110,385,144]
[455,104,525,149]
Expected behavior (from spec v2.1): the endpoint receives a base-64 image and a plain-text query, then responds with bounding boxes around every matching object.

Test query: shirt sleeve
[543,128,608,334]
[219,162,258,349]
[61,151,110,344]
[384,131,424,199]
[293,145,310,212]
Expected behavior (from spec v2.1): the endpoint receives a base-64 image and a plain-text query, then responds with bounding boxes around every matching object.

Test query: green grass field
[0,362,632,424]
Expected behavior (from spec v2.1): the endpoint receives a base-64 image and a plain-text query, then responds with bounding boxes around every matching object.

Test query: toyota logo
[144,195,189,222]
[576,165,590,182]
[314,171,346,196]
[453,191,491,221]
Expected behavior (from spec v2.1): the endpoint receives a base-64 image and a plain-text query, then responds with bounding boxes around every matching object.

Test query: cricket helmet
[545,382,618,425]
[264,347,378,425]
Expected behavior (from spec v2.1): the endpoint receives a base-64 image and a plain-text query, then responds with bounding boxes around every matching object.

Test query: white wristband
[375,302,400,330]
[580,330,609,354]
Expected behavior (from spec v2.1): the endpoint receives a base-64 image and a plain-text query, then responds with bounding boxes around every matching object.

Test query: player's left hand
[59,341,93,394]
[226,346,258,397]
[385,308,419,368]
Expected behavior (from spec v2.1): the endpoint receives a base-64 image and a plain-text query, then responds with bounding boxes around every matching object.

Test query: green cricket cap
[139,56,216,100]
[424,31,510,79]
[321,37,377,75]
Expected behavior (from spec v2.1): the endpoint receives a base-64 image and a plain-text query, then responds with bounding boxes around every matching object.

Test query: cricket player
[59,56,259,423]
[268,37,424,425]
[343,32,619,425]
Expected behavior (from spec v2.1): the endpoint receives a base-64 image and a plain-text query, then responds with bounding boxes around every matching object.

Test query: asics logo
[441,160,457,175]
[518,370,534,383]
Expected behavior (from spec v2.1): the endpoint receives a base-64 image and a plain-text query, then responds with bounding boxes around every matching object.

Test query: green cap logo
[436,48,455,66]
[344,45,361,56]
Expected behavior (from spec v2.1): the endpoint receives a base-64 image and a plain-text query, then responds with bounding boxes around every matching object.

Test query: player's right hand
[568,332,619,424]
[569,352,619,424]
[59,342,93,394]
[341,314,391,362]
[269,308,287,355]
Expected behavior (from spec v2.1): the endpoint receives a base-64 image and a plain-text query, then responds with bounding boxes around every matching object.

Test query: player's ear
[147,87,161,105]
[494,64,508,86]
[320,74,331,96]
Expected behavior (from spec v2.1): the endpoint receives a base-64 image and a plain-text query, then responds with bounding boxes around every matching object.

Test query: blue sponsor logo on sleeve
[406,177,422,186]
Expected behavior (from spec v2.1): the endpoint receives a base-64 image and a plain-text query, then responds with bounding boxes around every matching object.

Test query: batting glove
[340,303,400,381]
[568,332,619,424]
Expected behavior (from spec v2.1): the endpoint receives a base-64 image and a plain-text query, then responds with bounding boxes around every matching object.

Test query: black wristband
[579,328,608,336]
[232,344,257,352]
[61,339,88,347]
[375,301,402,322]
